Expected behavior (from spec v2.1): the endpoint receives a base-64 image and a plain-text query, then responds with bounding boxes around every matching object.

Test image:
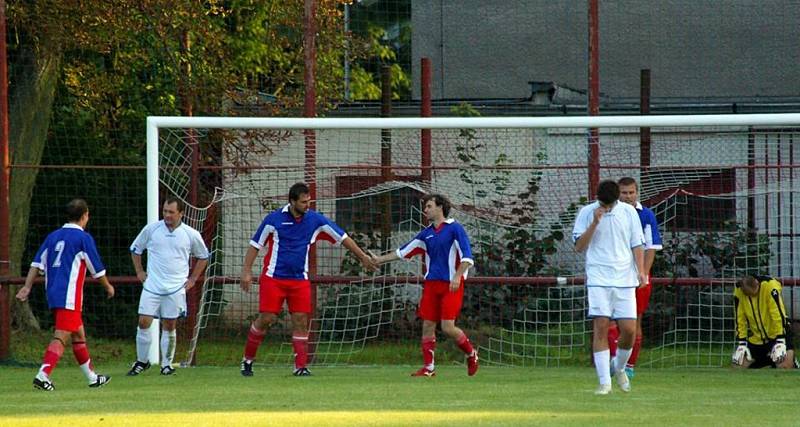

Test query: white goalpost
[145,113,800,368]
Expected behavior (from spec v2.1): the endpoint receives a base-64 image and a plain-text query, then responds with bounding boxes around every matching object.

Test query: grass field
[1,363,798,426]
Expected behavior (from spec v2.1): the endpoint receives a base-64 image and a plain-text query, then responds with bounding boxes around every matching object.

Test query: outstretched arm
[342,237,377,272]
[372,250,401,265]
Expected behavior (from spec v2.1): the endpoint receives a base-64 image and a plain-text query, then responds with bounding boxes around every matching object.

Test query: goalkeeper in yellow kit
[732,275,798,369]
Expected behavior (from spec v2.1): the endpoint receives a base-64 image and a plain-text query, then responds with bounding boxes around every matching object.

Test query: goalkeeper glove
[770,338,787,364]
[732,341,752,366]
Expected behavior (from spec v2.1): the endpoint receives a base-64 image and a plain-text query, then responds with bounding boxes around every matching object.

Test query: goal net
[147,114,800,368]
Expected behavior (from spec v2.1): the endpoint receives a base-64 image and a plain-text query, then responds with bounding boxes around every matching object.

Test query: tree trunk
[8,39,61,331]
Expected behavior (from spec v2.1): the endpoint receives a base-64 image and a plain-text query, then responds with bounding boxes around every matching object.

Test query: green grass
[6,329,478,366]
[1,364,797,426]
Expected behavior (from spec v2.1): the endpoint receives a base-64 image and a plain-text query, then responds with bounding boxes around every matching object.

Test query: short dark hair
[737,276,760,295]
[422,193,452,217]
[289,182,310,201]
[596,180,620,205]
[164,196,185,213]
[66,198,89,222]
[617,176,638,188]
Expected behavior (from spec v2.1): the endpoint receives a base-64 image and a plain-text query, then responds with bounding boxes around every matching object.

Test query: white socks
[138,326,178,367]
[161,330,177,367]
[136,326,152,363]
[594,350,611,385]
[80,361,98,383]
[613,348,633,374]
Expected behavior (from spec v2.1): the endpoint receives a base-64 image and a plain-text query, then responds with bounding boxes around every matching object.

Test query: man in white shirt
[127,197,209,376]
[573,180,646,395]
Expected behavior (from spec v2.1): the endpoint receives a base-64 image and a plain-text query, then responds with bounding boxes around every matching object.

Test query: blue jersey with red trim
[31,224,107,311]
[250,205,348,280]
[635,202,663,250]
[396,219,474,281]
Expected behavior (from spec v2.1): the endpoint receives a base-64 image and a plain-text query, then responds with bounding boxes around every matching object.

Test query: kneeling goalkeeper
[732,275,798,369]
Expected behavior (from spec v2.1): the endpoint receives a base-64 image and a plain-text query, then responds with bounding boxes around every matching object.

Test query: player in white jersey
[127,197,209,376]
[573,180,646,395]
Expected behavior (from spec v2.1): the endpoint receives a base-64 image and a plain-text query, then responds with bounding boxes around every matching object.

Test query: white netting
[148,116,800,368]
[479,282,589,367]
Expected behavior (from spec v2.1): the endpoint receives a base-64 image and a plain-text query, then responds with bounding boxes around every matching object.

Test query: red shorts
[53,308,83,332]
[259,277,311,314]
[636,279,652,315]
[417,280,464,321]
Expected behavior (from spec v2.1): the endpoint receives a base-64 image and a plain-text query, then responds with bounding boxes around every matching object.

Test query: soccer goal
[146,113,800,368]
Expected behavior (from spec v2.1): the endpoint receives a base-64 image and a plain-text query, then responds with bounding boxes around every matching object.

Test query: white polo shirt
[572,201,645,288]
[130,220,209,295]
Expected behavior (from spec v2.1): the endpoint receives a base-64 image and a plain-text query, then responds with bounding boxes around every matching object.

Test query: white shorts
[587,286,637,320]
[138,288,187,320]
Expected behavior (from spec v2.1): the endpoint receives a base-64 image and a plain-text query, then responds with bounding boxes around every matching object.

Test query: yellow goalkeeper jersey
[733,276,790,345]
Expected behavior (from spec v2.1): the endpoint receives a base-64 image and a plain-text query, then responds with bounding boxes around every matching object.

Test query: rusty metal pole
[380,65,393,259]
[381,65,393,182]
[420,58,432,183]
[180,30,204,366]
[640,69,651,171]
[587,0,600,198]
[0,0,11,360]
[303,0,318,362]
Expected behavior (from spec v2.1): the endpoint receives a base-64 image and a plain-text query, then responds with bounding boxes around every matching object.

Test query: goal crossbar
[147,113,800,130]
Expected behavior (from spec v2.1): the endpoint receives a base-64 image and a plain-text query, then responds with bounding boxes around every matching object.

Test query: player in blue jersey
[607,177,663,379]
[16,199,114,391]
[127,197,209,376]
[239,183,377,377]
[372,193,478,377]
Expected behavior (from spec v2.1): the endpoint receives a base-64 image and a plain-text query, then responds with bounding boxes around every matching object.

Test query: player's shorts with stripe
[635,277,652,315]
[138,287,187,320]
[259,276,311,314]
[747,337,796,369]
[53,308,83,332]
[418,279,464,321]
[587,286,637,320]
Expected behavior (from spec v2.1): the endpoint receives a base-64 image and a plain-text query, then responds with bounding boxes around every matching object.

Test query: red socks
[420,333,473,368]
[243,325,267,361]
[628,335,643,367]
[607,324,620,357]
[421,336,436,368]
[292,333,309,369]
[72,341,92,367]
[455,332,474,355]
[243,324,310,369]
[40,340,65,376]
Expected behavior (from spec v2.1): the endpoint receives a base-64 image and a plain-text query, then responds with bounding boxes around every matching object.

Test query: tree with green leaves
[7,0,356,331]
